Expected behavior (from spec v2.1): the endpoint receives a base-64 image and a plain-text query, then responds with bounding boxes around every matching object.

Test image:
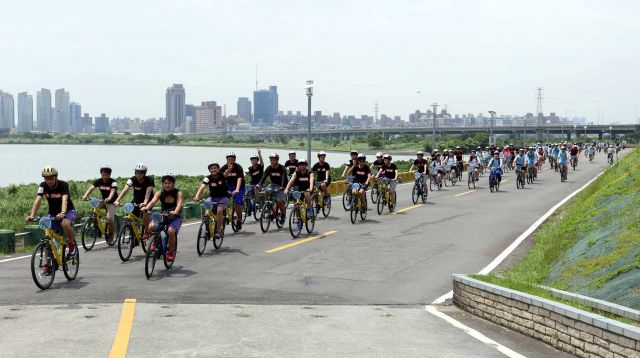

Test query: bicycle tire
[496,180,500,192]
[31,242,55,290]
[144,236,157,279]
[360,199,367,220]
[429,178,435,192]
[370,184,379,203]
[252,201,261,221]
[350,198,358,224]
[289,207,302,238]
[411,183,419,204]
[117,224,134,262]
[322,196,331,217]
[260,203,272,233]
[196,220,208,256]
[242,198,250,224]
[230,208,240,232]
[81,217,98,251]
[467,173,473,189]
[343,190,352,211]
[62,240,79,281]
[275,205,285,229]
[376,192,384,215]
[388,193,395,212]
[305,207,315,234]
[163,235,176,269]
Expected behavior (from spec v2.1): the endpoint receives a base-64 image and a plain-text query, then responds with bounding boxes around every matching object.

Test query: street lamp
[584,125,587,137]
[305,80,317,164]
[488,111,496,146]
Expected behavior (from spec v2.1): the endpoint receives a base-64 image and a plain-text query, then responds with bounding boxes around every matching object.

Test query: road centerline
[265,230,337,253]
[109,298,137,358]
[391,204,422,214]
[454,190,475,197]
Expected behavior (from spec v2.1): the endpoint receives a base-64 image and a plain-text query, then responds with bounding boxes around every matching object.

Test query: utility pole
[489,111,496,146]
[305,80,315,164]
[374,101,379,125]
[431,103,439,151]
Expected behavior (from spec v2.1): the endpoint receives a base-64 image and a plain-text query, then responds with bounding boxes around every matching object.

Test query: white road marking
[425,306,527,358]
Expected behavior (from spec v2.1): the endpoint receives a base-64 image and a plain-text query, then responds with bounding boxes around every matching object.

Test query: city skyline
[0,1,639,124]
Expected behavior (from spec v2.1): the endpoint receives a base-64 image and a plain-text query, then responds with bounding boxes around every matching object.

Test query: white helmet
[134,163,148,172]
[317,151,327,157]
[226,152,236,158]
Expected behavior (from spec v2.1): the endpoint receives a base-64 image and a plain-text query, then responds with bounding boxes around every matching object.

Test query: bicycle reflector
[152,212,163,225]
[352,183,362,190]
[39,217,52,230]
[292,191,302,200]
[123,203,134,214]
[203,201,214,210]
[89,198,101,208]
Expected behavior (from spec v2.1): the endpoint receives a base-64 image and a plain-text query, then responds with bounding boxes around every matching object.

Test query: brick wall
[453,275,639,358]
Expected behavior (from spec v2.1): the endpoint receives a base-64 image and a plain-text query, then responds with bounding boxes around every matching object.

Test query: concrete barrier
[0,229,15,254]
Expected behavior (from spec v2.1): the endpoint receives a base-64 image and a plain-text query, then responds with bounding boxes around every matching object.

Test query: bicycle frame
[292,191,309,223]
[88,198,107,237]
[38,217,67,267]
[202,200,222,236]
[122,203,145,242]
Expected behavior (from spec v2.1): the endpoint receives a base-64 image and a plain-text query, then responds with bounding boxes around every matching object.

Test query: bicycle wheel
[215,220,224,249]
[376,192,384,215]
[81,217,98,251]
[516,175,521,189]
[371,184,379,203]
[360,199,367,220]
[163,235,176,269]
[467,173,473,189]
[305,207,316,234]
[388,194,396,212]
[350,198,358,224]
[196,220,208,256]
[144,236,158,279]
[275,205,285,229]
[342,190,352,211]
[31,242,55,290]
[242,198,250,224]
[411,183,419,204]
[429,178,435,191]
[322,195,332,217]
[289,207,302,238]
[422,185,428,204]
[62,240,79,281]
[253,201,261,221]
[117,224,134,262]
[496,180,500,192]
[444,174,449,187]
[260,203,272,233]
[451,172,457,185]
[230,208,240,232]
[105,219,116,247]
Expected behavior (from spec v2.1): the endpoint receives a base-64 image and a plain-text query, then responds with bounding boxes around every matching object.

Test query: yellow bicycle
[289,191,315,238]
[311,182,332,217]
[30,217,79,290]
[196,200,225,255]
[81,198,114,251]
[117,203,148,262]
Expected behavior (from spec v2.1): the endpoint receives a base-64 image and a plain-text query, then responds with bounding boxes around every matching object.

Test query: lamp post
[488,111,496,146]
[431,103,438,151]
[584,125,587,137]
[609,126,613,140]
[305,80,315,164]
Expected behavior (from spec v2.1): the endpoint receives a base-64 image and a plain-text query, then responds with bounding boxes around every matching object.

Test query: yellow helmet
[41,165,58,177]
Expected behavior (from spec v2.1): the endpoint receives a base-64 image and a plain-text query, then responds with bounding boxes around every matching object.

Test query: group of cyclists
[25,138,622,279]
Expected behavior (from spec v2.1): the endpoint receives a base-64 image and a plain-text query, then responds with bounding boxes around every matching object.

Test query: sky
[1,0,639,123]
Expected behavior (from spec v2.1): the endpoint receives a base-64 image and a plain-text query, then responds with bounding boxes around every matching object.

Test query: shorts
[353,183,368,191]
[168,216,182,234]
[384,179,397,190]
[229,185,245,205]
[208,196,228,210]
[48,210,77,231]
[99,202,117,220]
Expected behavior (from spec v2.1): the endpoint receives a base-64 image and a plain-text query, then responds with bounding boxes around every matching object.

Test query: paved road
[0,150,622,357]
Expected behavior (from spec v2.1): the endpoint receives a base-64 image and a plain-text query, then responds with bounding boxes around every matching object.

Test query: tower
[374,101,379,123]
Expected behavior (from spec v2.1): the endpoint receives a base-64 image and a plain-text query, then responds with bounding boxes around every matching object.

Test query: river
[1,144,416,186]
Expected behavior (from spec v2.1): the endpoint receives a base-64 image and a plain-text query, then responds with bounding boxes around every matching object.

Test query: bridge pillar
[598,132,603,140]
[566,132,571,141]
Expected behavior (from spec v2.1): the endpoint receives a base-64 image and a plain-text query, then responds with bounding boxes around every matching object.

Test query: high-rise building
[54,89,70,133]
[165,84,186,133]
[80,113,93,133]
[17,92,33,133]
[94,113,110,133]
[69,102,82,133]
[195,101,217,134]
[0,91,15,130]
[237,97,252,123]
[36,89,52,131]
[253,86,278,125]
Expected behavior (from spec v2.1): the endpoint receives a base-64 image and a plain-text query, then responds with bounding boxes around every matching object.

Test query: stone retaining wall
[453,275,640,358]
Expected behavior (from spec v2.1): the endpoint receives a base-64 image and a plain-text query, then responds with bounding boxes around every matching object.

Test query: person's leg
[216,206,224,234]
[61,218,75,249]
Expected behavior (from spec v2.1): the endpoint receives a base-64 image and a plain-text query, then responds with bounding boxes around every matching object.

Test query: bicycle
[571,155,577,171]
[526,164,535,184]
[443,165,452,187]
[370,177,380,204]
[29,217,79,290]
[560,163,568,182]
[349,183,367,224]
[196,200,225,256]
[117,203,148,262]
[244,184,262,221]
[289,190,315,238]
[412,172,428,204]
[429,168,443,191]
[259,184,286,233]
[515,165,525,189]
[376,177,396,214]
[489,168,501,192]
[467,166,477,189]
[145,212,178,279]
[224,191,243,232]
[81,198,114,251]
[311,181,332,218]
[342,176,354,210]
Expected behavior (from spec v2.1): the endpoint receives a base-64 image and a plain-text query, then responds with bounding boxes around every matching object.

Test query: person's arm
[258,168,269,187]
[233,177,242,195]
[345,165,354,176]
[309,173,315,191]
[82,185,96,201]
[409,164,415,172]
[326,165,331,182]
[27,195,43,220]
[106,188,116,203]
[193,183,207,201]
[364,173,372,187]
[57,194,69,219]
[143,192,161,212]
[393,168,398,181]
[143,186,153,207]
[114,184,130,205]
[258,149,264,166]
[284,173,296,193]
[172,191,183,216]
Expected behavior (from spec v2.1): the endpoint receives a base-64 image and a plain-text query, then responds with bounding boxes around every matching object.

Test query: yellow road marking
[502,180,509,183]
[265,230,337,253]
[392,204,422,214]
[109,298,137,358]
[454,190,475,197]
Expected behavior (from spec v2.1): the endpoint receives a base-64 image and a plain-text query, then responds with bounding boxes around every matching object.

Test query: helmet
[134,163,148,172]
[357,153,366,160]
[444,149,449,152]
[226,152,236,158]
[456,146,461,149]
[298,159,308,166]
[41,165,58,177]
[161,173,176,183]
[382,154,391,160]
[375,152,383,157]
[249,154,259,160]
[100,165,112,173]
[350,150,358,155]
[288,151,296,155]
[416,151,424,155]
[519,148,524,152]
[317,151,327,157]
[268,153,279,160]
[208,162,220,169]
[477,146,481,149]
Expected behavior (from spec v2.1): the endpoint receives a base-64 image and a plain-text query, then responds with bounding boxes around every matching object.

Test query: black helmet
[208,162,220,169]
[357,153,366,160]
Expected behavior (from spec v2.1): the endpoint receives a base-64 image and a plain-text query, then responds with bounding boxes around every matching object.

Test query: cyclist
[370,152,384,172]
[246,150,265,214]
[284,160,315,219]
[193,163,228,240]
[221,152,245,230]
[284,151,298,177]
[558,146,569,179]
[588,143,597,161]
[430,149,439,162]
[341,150,359,178]
[143,173,183,262]
[258,153,289,225]
[454,146,464,175]
[346,153,371,209]
[607,145,615,163]
[114,163,154,242]
[376,154,398,206]
[525,147,537,178]
[467,151,480,181]
[443,149,458,179]
[81,165,118,243]
[512,149,526,182]
[501,146,512,169]
[430,153,445,185]
[311,151,331,205]
[409,151,429,188]
[487,152,503,183]
[26,166,77,274]
[570,144,579,168]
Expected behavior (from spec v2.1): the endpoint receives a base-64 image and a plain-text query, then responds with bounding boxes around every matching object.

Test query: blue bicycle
[489,168,502,192]
[411,172,427,204]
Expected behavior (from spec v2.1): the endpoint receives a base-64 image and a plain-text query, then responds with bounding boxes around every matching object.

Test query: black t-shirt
[413,158,428,173]
[93,178,118,201]
[294,169,312,191]
[454,150,464,161]
[126,176,155,204]
[381,163,398,179]
[372,159,384,171]
[247,164,264,185]
[284,159,298,175]
[160,188,181,214]
[311,162,331,182]
[261,164,288,187]
[220,163,245,189]
[352,164,371,184]
[38,180,75,215]
[203,174,228,198]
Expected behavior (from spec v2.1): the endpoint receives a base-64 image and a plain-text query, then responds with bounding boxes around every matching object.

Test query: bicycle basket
[89,198,101,208]
[38,217,52,230]
[265,183,280,192]
[123,203,135,214]
[244,184,253,192]
[352,183,362,190]
[203,200,214,210]
[415,172,422,179]
[346,176,354,183]
[430,168,438,175]
[292,191,302,200]
[151,212,164,226]
[467,166,473,173]
[314,181,320,189]
[444,165,451,171]
[381,177,390,184]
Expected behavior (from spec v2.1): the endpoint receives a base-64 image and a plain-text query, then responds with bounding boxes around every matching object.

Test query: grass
[474,147,640,316]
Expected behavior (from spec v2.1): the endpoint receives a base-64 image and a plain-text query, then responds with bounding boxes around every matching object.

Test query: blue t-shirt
[559,151,568,165]
[514,155,525,166]
[525,151,536,165]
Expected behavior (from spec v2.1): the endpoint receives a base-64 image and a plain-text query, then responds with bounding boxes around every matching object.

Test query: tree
[367,131,384,149]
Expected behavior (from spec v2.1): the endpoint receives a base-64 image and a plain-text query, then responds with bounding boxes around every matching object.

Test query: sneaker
[213,232,220,240]
[279,214,286,225]
[41,265,51,276]
[67,241,76,256]
[166,251,175,262]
